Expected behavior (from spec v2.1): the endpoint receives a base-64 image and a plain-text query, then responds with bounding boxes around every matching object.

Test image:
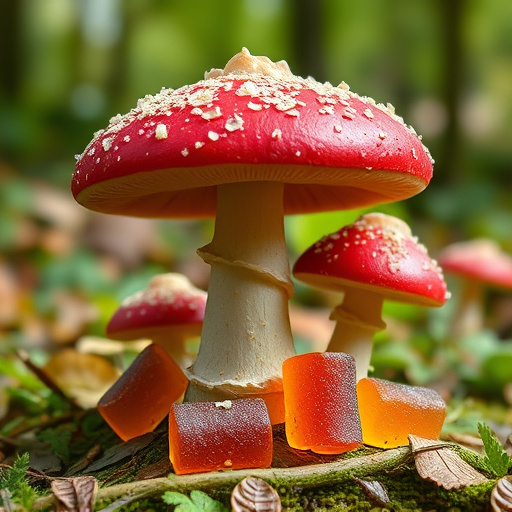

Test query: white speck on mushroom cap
[271,128,282,140]
[75,47,432,166]
[102,137,113,152]
[363,108,374,119]
[201,106,222,120]
[247,101,263,111]
[155,124,168,140]
[225,114,244,132]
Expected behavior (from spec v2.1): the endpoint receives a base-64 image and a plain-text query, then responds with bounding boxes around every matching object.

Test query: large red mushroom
[72,48,434,423]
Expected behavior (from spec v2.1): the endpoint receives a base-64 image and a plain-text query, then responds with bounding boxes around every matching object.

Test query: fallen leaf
[51,476,97,512]
[490,475,512,512]
[353,477,390,507]
[50,290,99,344]
[43,349,120,409]
[76,335,147,357]
[136,456,172,480]
[442,432,485,453]
[231,477,282,512]
[409,435,489,490]
[65,444,102,477]
[83,432,157,474]
[16,350,77,407]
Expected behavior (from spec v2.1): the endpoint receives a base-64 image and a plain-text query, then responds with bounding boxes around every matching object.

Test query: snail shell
[231,477,282,512]
[491,476,512,512]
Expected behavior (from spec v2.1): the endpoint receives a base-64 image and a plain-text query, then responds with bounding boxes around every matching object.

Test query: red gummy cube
[357,377,446,448]
[98,344,188,441]
[283,352,362,454]
[169,398,272,475]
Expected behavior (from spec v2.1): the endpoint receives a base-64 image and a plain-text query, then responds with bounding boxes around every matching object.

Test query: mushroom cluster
[72,48,435,424]
[293,213,449,381]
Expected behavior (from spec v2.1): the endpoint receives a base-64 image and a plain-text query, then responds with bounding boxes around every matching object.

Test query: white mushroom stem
[185,181,295,419]
[150,330,196,370]
[326,288,386,381]
[449,280,484,338]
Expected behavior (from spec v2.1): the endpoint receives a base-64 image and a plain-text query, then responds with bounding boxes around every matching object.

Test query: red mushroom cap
[437,239,512,289]
[72,49,433,218]
[293,213,448,307]
[106,273,207,341]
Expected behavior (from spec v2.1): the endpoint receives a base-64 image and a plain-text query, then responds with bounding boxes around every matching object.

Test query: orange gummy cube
[282,352,362,454]
[357,378,446,448]
[98,344,188,441]
[169,398,272,475]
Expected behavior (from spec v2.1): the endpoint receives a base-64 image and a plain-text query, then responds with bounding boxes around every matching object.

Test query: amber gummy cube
[282,352,362,454]
[169,398,272,475]
[98,343,188,441]
[357,377,446,448]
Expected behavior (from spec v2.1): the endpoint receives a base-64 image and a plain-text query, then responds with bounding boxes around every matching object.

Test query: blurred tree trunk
[0,0,23,100]
[439,0,464,185]
[287,0,327,82]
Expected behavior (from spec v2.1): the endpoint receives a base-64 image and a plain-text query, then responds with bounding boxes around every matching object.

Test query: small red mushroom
[72,48,434,422]
[106,273,206,369]
[437,238,512,337]
[293,213,449,380]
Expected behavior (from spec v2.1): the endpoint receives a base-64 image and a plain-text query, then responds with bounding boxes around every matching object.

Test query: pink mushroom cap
[437,239,512,290]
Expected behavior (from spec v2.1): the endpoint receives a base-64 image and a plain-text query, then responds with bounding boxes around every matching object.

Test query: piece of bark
[409,435,489,490]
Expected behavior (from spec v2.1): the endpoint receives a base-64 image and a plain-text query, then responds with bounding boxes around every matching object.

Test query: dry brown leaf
[44,349,120,408]
[50,290,99,344]
[0,262,20,328]
[65,445,102,477]
[231,477,282,512]
[76,335,150,357]
[51,476,97,512]
[409,434,489,490]
[136,456,172,481]
[441,431,485,453]
[353,477,390,507]
[490,475,512,512]
[16,349,76,406]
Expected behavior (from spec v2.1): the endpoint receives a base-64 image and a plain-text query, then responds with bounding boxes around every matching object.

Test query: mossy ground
[86,436,496,511]
[27,410,503,511]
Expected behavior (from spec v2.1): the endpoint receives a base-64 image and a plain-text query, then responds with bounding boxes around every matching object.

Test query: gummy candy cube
[282,352,362,454]
[357,377,446,448]
[169,398,272,475]
[98,344,188,441]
